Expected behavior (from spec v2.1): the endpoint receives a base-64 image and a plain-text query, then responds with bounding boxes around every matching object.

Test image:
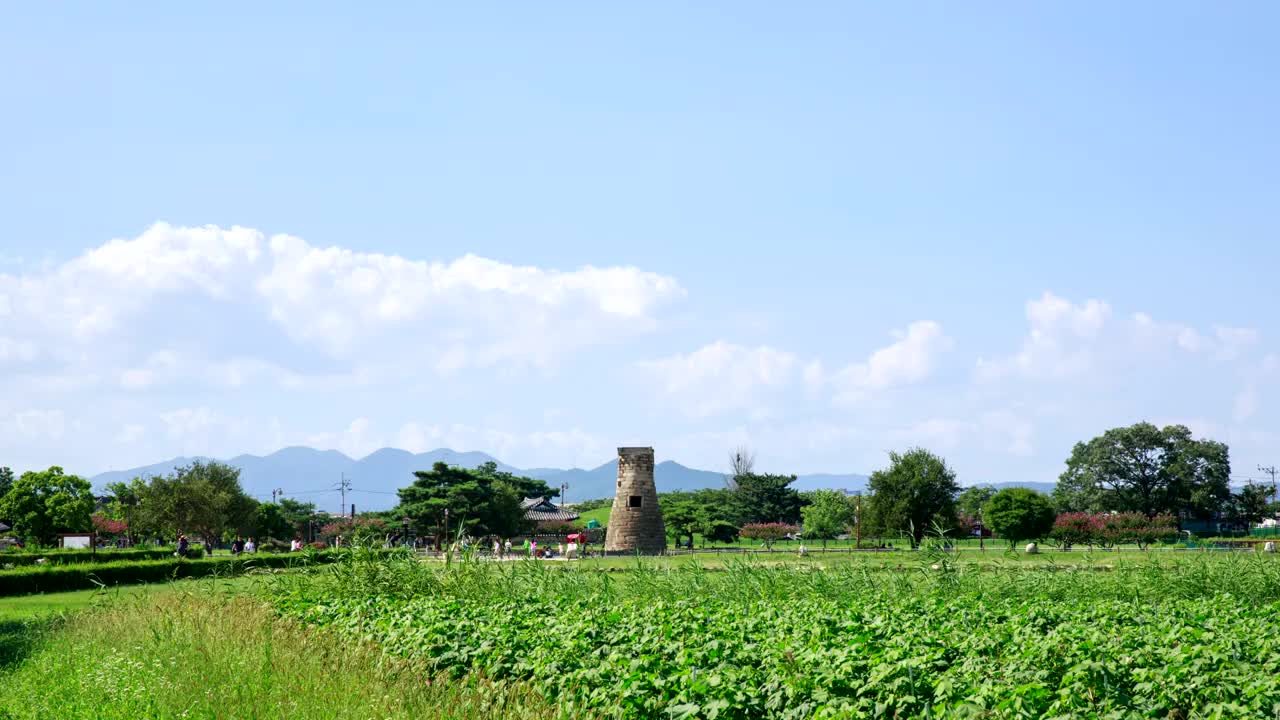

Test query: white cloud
[979,292,1260,382]
[800,321,953,407]
[256,235,684,360]
[120,351,180,389]
[977,293,1109,381]
[1234,386,1259,422]
[305,418,384,460]
[640,322,951,416]
[637,342,799,417]
[827,321,952,397]
[395,421,607,469]
[0,222,685,385]
[8,410,66,440]
[0,336,37,365]
[1213,326,1259,361]
[115,424,146,444]
[160,407,220,439]
[894,410,1033,458]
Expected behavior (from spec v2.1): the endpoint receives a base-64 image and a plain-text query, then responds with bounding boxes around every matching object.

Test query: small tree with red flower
[739,522,799,550]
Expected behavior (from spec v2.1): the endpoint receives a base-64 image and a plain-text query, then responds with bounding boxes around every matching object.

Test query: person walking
[177,534,189,558]
[245,538,256,554]
[504,539,512,556]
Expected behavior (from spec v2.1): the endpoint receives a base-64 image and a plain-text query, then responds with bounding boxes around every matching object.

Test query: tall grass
[273,542,1280,610]
[0,587,570,720]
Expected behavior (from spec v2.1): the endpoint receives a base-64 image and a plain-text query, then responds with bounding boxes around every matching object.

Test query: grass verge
[0,589,568,720]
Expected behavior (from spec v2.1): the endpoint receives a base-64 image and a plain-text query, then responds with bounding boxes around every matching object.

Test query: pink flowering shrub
[1050,512,1179,549]
[740,523,800,549]
[92,514,128,537]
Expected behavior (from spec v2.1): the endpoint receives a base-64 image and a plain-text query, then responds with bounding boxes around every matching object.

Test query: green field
[574,504,612,527]
[0,574,262,621]
[6,548,1280,718]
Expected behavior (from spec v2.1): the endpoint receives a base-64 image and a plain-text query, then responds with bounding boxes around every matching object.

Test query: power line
[336,472,352,517]
[1260,464,1278,500]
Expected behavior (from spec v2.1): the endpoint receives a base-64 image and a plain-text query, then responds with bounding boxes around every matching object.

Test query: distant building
[522,497,579,527]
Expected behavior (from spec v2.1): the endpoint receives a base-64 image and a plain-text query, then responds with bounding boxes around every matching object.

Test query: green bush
[0,547,204,566]
[0,551,340,596]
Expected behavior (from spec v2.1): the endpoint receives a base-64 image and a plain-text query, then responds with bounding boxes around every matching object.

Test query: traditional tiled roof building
[522,497,579,526]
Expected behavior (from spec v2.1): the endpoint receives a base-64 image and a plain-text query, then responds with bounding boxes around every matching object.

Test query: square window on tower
[628,495,642,509]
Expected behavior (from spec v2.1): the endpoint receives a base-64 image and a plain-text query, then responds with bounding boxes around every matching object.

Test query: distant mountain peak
[92,446,873,513]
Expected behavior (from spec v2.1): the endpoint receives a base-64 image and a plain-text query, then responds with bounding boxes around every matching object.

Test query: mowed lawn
[0,574,266,621]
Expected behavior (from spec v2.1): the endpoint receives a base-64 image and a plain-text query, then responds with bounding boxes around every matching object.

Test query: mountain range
[91,447,1058,512]
[89,447,871,512]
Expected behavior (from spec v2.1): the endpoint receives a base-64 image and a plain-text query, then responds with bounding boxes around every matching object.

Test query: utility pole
[271,488,283,504]
[560,482,568,508]
[337,473,352,518]
[1260,464,1278,501]
[1261,465,1279,537]
[854,493,862,549]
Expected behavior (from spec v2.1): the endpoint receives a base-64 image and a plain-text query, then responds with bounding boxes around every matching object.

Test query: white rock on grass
[1025,542,1039,554]
[1265,541,1277,553]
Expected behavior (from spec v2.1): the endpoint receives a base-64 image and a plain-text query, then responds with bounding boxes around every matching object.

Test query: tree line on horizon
[2,421,1276,549]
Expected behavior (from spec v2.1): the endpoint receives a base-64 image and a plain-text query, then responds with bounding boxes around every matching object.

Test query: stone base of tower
[604,447,666,554]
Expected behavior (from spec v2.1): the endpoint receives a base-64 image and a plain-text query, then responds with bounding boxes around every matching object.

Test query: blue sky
[1,3,1278,487]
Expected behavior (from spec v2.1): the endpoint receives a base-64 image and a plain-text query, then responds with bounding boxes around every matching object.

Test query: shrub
[1049,512,1180,549]
[0,547,203,566]
[0,551,352,596]
[985,488,1056,547]
[1050,513,1101,549]
[703,520,740,544]
[740,523,799,549]
[260,539,291,553]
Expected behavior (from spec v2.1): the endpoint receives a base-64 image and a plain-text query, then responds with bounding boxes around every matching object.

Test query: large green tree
[663,495,702,547]
[254,502,295,540]
[800,490,856,548]
[1053,423,1230,520]
[103,478,149,542]
[396,462,529,541]
[957,485,996,521]
[0,466,94,545]
[659,489,736,547]
[472,462,558,501]
[864,448,960,547]
[1231,484,1273,526]
[139,461,257,550]
[985,488,1056,547]
[0,466,14,500]
[730,473,803,525]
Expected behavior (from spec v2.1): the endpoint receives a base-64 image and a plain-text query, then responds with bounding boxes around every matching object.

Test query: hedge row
[0,551,342,597]
[0,547,205,566]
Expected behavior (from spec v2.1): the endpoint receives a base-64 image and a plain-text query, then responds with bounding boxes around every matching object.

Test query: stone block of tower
[604,447,666,554]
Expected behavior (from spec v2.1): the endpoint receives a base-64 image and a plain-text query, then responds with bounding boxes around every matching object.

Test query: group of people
[488,537,582,559]
[174,533,258,556]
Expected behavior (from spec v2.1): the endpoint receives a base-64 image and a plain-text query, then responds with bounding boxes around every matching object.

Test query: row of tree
[653,422,1276,549]
[4,421,1271,550]
[0,462,321,548]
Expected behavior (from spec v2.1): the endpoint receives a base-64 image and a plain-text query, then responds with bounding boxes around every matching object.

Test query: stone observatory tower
[604,447,666,554]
